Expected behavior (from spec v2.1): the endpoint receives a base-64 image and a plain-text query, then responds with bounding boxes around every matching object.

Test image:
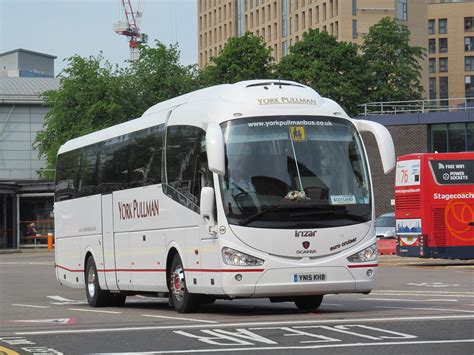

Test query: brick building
[360,111,473,217]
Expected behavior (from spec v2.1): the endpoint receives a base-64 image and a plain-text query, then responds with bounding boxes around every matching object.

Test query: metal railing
[429,0,474,4]
[359,97,474,116]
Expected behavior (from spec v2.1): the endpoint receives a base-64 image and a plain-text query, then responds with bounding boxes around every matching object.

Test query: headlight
[222,247,264,266]
[347,243,377,263]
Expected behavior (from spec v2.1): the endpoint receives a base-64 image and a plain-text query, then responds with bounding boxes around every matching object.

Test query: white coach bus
[54,80,395,313]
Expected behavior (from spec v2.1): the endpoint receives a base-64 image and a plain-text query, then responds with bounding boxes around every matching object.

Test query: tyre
[200,295,216,304]
[168,254,199,313]
[294,295,324,311]
[85,256,110,307]
[109,293,127,307]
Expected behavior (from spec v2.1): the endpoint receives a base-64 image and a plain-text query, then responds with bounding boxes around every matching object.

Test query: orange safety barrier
[377,238,397,255]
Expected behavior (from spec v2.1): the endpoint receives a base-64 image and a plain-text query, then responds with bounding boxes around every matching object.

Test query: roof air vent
[246,81,305,89]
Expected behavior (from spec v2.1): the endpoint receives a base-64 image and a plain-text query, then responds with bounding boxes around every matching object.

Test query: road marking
[0,318,76,325]
[374,290,474,295]
[374,306,474,314]
[361,298,458,302]
[14,314,474,335]
[68,308,122,314]
[92,339,474,354]
[47,295,87,305]
[12,304,50,309]
[372,292,474,298]
[0,262,53,266]
[407,282,460,288]
[0,346,20,355]
[322,304,343,306]
[47,296,74,302]
[141,314,218,324]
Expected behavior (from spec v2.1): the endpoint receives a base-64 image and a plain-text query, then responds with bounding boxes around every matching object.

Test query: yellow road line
[0,346,20,355]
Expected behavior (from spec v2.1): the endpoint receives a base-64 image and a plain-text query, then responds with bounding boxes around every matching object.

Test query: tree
[129,41,199,111]
[34,54,137,178]
[276,29,366,116]
[34,42,197,176]
[200,32,274,85]
[361,17,426,103]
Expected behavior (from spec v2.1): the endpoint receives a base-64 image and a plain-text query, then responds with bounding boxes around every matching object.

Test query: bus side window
[165,125,206,212]
[78,144,100,197]
[198,136,213,189]
[98,135,130,193]
[147,124,164,184]
[129,125,163,187]
[55,149,81,201]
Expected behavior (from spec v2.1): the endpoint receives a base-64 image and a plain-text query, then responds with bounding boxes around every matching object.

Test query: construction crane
[113,0,148,61]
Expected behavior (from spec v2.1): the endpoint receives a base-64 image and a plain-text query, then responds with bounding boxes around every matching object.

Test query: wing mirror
[355,120,396,174]
[200,187,217,236]
[206,122,225,176]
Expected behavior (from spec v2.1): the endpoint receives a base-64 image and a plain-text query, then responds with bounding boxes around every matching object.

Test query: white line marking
[0,262,54,265]
[141,315,218,324]
[360,298,458,302]
[374,306,474,314]
[93,339,474,354]
[68,308,122,314]
[373,290,474,295]
[12,304,50,309]
[15,314,474,336]
[47,296,75,302]
[372,292,474,298]
[322,304,343,306]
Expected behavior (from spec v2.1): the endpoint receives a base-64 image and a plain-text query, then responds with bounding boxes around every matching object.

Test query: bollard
[47,233,54,250]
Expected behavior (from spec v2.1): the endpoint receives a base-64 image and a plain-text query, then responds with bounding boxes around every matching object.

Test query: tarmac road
[0,251,473,354]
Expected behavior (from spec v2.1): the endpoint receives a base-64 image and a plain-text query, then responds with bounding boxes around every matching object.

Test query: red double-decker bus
[395,152,474,259]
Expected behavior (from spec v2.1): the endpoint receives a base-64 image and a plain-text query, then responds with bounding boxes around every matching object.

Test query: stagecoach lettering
[118,199,159,220]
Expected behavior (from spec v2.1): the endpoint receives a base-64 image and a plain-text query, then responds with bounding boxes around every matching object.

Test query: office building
[199,1,474,101]
[0,49,59,250]
[428,0,474,105]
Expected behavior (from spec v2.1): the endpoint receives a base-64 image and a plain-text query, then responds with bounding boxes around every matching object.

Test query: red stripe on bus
[98,269,166,273]
[56,265,264,273]
[56,265,166,273]
[55,264,84,273]
[347,263,378,268]
[185,269,265,273]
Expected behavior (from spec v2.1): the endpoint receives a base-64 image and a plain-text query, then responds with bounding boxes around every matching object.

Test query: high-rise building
[428,0,474,104]
[198,1,474,101]
[198,1,426,63]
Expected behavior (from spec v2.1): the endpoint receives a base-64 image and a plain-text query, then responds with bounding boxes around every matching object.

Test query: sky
[0,0,197,75]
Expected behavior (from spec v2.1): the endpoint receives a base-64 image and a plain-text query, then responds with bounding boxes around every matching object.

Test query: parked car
[375,212,396,239]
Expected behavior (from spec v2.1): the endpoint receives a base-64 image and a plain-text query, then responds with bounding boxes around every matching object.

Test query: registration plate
[294,273,327,282]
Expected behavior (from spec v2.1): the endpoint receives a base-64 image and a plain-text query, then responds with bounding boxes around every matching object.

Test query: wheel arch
[166,246,179,282]
[83,248,107,291]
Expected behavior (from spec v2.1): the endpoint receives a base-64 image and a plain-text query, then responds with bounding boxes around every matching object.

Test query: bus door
[101,194,119,291]
[199,189,221,293]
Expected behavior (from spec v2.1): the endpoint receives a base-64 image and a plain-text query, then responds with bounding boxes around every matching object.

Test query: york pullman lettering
[257,97,318,106]
[118,199,159,220]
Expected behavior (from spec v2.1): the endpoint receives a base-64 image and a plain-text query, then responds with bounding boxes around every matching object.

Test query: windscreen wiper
[238,207,292,226]
[290,208,368,222]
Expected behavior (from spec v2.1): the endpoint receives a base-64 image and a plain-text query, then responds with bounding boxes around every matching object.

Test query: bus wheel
[294,295,323,311]
[85,256,109,307]
[169,254,199,313]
